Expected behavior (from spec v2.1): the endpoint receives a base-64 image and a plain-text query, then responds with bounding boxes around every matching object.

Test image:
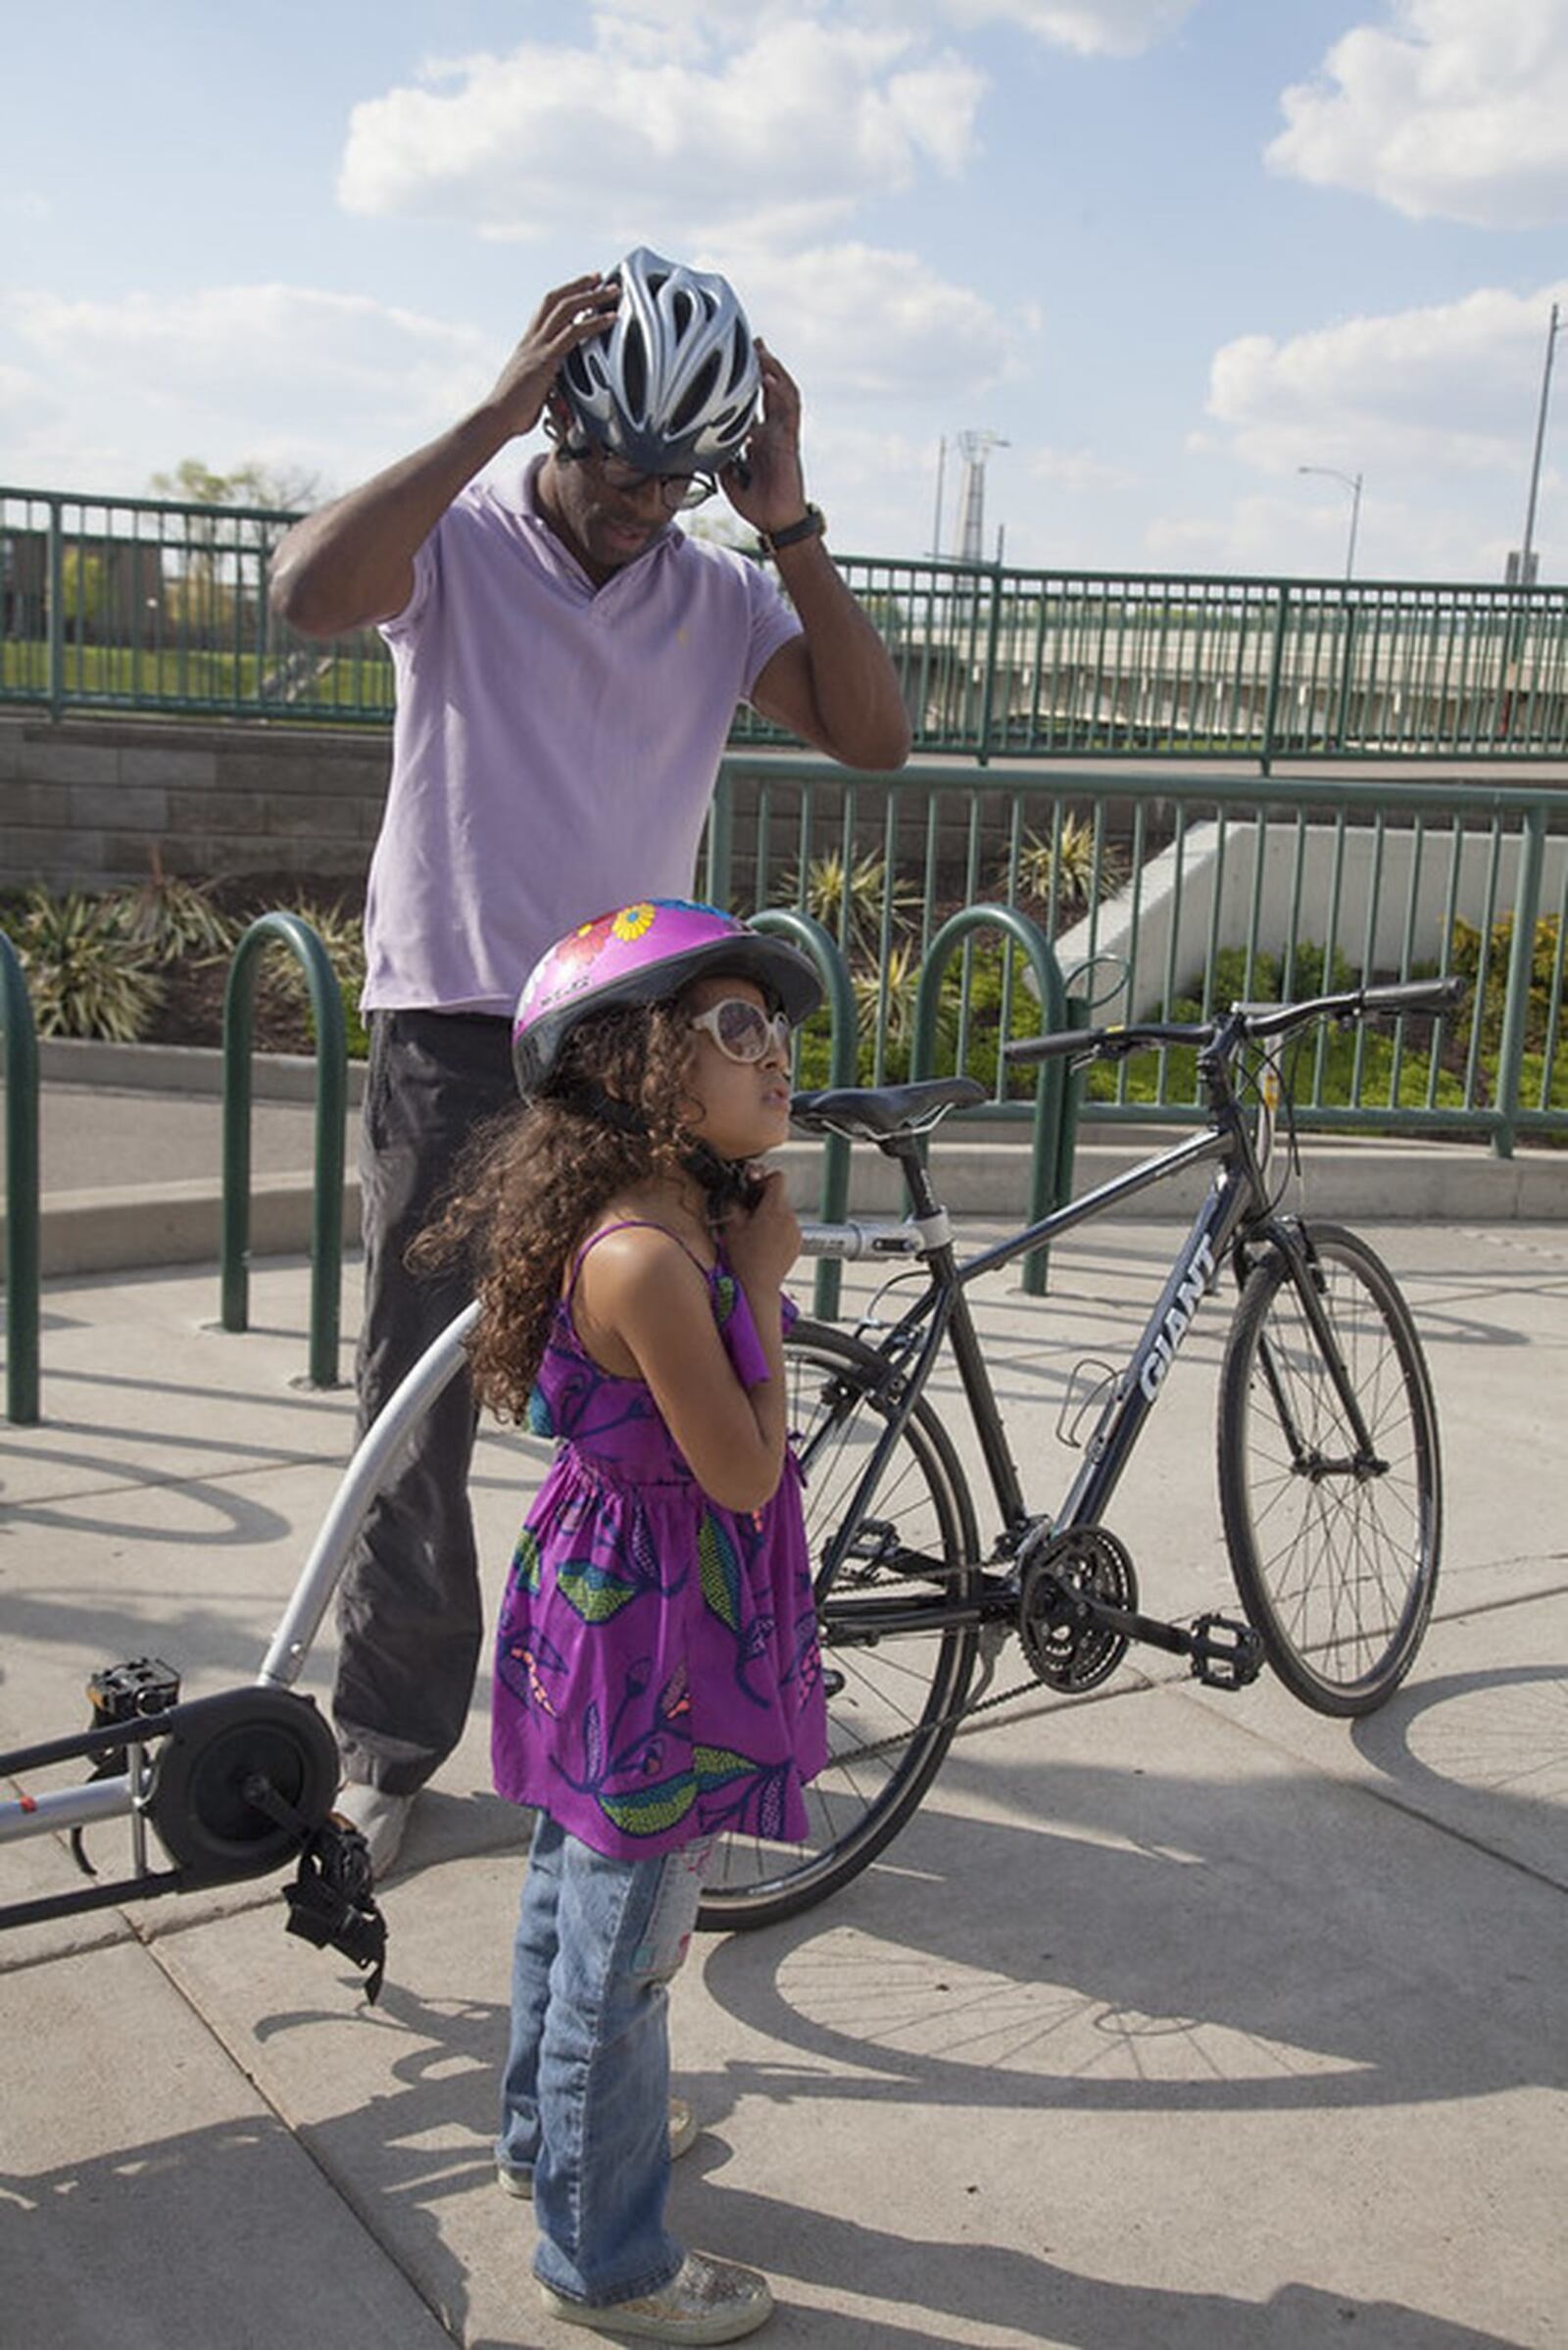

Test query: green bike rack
[0,931,40,1424]
[911,905,1069,1297]
[221,913,347,1388]
[749,908,856,1321]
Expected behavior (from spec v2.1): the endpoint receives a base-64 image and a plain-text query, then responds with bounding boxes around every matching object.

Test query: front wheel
[1218,1222,1441,1717]
[698,1320,980,1932]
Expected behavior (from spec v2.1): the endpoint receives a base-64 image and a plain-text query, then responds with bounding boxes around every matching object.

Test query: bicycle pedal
[1187,1612,1264,1689]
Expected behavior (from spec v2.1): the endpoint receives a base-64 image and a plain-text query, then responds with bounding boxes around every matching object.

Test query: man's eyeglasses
[593,448,717,513]
[689,999,793,1064]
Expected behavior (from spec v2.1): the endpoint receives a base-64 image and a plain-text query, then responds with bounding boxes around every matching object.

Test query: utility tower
[953,429,1008,563]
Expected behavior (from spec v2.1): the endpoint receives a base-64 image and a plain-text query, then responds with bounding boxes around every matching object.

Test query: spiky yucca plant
[1015,813,1126,915]
[119,868,239,962]
[12,888,163,1041]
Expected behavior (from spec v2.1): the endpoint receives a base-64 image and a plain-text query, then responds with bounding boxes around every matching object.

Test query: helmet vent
[620,322,648,417]
[670,353,720,435]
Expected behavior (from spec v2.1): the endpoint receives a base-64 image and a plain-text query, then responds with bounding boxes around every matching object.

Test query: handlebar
[1002,974,1467,1068]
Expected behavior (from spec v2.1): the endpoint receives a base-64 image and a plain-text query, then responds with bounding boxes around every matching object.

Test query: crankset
[1018,1527,1138,1691]
[1016,1527,1265,1693]
[0,1659,386,2000]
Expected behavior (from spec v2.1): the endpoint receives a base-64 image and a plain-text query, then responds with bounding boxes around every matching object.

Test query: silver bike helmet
[558,248,760,476]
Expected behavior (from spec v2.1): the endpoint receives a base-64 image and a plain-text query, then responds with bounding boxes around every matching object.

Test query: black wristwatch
[758,504,825,555]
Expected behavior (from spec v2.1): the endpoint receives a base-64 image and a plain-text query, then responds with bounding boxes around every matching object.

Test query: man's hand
[721,341,809,537]
[483,273,620,441]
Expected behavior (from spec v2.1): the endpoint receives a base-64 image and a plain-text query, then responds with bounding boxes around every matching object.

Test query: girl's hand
[722,1167,800,1292]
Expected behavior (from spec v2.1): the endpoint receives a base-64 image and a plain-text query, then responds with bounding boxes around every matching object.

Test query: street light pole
[1516,301,1563,587]
[1298,464,1364,580]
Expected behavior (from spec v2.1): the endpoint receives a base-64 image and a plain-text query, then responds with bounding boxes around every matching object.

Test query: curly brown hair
[409,1001,705,1423]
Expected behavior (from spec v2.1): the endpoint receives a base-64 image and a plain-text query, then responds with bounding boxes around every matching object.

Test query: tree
[149,458,324,515]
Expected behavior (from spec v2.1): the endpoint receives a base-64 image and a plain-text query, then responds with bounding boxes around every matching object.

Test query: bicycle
[698,975,1460,1933]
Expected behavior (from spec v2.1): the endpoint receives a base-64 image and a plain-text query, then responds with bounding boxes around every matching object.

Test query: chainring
[1017,1526,1139,1693]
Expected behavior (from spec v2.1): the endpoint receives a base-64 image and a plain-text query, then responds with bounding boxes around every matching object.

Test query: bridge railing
[706,757,1568,1157]
[5,484,1567,762]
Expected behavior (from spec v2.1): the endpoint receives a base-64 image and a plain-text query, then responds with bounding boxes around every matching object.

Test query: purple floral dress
[491,1223,828,1862]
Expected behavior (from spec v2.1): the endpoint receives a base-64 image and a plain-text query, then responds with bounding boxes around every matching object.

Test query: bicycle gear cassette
[1017,1526,1139,1692]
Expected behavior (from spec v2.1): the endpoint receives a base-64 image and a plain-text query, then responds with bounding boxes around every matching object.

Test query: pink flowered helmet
[512,898,821,1102]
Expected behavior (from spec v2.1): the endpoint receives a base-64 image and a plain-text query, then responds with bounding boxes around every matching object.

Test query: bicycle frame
[797,1048,1318,1646]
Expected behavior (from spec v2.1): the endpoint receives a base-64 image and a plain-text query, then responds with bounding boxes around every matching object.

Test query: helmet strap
[561,1086,647,1135]
[681,1139,758,1219]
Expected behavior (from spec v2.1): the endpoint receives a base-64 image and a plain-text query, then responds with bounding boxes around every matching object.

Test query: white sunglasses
[689,998,794,1063]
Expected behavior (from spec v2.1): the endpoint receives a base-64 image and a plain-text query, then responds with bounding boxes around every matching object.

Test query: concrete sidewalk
[1,1216,1565,2348]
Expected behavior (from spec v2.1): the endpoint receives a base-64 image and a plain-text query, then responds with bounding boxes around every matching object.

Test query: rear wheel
[699,1320,979,1931]
[1218,1223,1441,1717]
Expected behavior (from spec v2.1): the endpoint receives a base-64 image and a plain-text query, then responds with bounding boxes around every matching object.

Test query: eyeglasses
[596,451,717,513]
[689,999,793,1064]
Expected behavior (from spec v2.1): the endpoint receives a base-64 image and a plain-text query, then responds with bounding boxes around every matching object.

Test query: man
[269,249,909,1876]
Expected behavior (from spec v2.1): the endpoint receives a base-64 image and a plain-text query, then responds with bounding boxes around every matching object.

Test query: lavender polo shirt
[362,459,803,1014]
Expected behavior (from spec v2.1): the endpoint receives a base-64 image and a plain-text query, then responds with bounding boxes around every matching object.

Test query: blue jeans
[497,1813,712,2306]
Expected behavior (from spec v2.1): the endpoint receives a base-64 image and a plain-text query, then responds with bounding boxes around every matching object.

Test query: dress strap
[564,1218,712,1308]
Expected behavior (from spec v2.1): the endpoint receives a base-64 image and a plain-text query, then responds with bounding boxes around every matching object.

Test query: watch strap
[760,504,825,554]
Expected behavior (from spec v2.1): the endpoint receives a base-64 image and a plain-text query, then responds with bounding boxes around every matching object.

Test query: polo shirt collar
[518,455,679,594]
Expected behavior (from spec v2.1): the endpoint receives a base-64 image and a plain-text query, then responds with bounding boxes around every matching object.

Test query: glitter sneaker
[538,2250,773,2344]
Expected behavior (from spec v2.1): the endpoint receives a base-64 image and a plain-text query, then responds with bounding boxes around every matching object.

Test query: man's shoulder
[668,529,778,606]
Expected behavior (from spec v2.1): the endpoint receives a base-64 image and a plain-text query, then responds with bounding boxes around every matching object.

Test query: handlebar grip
[1358,975,1467,1017]
[1002,1028,1090,1066]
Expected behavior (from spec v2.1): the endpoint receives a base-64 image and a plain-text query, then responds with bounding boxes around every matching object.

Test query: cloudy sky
[5,0,1567,581]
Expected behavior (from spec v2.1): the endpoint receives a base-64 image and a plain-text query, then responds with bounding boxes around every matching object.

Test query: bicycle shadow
[700,1729,1566,2121]
[1348,1658,1568,1852]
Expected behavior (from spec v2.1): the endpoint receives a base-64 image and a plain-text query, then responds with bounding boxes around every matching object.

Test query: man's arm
[724,341,911,774]
[268,274,618,640]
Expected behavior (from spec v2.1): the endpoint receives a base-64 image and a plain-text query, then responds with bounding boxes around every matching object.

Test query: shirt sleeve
[738,553,804,703]
[377,509,446,643]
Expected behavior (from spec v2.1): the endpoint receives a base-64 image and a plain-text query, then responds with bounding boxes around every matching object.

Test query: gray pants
[334,1007,519,1794]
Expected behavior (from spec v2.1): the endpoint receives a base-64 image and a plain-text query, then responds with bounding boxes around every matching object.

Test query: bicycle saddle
[789,1077,986,1140]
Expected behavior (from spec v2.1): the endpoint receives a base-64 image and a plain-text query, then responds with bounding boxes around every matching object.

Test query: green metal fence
[6,484,1568,762]
[707,757,1568,1156]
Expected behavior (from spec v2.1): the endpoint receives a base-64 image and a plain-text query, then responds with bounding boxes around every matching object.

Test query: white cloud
[1267,0,1568,228]
[1,285,494,493]
[731,241,1017,404]
[1029,443,1140,492]
[1203,281,1568,482]
[338,21,985,248]
[930,0,1200,57]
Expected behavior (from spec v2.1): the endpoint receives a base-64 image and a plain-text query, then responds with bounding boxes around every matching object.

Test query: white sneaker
[498,2096,697,2199]
[332,1784,413,1879]
[538,2250,772,2344]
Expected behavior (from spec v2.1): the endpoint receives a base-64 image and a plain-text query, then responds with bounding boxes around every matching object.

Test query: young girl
[415,899,827,2345]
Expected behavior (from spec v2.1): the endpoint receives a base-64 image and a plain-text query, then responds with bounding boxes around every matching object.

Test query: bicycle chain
[816,1638,1042,1773]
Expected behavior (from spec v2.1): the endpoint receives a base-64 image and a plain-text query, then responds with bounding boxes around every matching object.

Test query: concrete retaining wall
[0,712,392,892]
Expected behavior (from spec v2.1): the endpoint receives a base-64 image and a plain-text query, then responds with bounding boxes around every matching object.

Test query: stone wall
[0,712,392,893]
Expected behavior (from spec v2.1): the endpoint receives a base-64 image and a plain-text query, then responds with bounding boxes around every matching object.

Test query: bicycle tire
[699,1319,980,1932]
[1217,1222,1441,1717]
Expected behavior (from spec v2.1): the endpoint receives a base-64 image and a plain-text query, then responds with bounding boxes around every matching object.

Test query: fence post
[221,913,348,1386]
[976,563,1005,765]
[1492,806,1545,1161]
[0,932,40,1424]
[1259,581,1290,776]
[704,766,736,909]
[45,496,65,723]
[911,905,1067,1297]
[750,907,855,1320]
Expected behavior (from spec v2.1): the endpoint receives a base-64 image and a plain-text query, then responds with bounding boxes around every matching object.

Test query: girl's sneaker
[538,2251,772,2344]
[498,2096,697,2199]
